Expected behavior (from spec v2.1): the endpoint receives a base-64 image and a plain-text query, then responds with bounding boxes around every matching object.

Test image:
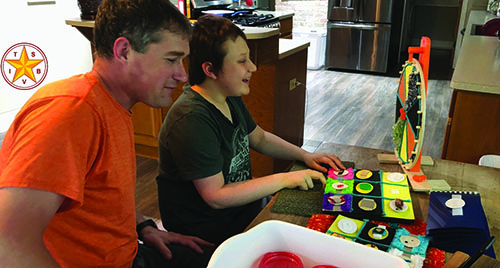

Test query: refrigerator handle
[327,22,391,31]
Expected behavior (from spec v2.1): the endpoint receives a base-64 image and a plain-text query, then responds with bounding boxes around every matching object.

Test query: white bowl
[207,220,409,268]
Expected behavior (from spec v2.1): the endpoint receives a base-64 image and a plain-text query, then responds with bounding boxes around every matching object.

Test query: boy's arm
[193,169,325,209]
[248,125,345,172]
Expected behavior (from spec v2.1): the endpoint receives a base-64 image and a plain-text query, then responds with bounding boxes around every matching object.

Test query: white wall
[0,1,93,132]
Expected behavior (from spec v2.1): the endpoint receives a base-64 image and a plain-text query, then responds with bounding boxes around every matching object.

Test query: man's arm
[0,187,64,267]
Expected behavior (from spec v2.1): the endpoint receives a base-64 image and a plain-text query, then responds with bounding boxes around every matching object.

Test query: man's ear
[202,62,217,79]
[113,37,131,61]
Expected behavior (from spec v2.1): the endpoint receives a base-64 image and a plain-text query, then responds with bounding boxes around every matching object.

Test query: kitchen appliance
[198,10,280,28]
[325,0,393,73]
[189,0,269,19]
[229,12,279,27]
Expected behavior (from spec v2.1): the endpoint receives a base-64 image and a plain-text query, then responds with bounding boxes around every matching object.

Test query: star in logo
[5,46,43,83]
[1,42,48,90]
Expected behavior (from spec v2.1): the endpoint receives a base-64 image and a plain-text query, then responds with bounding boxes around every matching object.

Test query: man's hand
[303,152,345,173]
[140,227,214,260]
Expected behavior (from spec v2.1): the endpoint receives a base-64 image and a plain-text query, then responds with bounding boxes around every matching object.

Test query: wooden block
[421,155,434,166]
[378,153,434,166]
[443,251,469,268]
[377,153,399,164]
[377,153,442,192]
[399,168,432,192]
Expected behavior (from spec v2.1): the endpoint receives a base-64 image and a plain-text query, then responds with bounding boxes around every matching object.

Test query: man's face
[127,30,189,108]
[215,36,257,96]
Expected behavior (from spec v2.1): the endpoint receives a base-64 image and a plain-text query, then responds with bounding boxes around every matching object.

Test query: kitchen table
[246,142,500,266]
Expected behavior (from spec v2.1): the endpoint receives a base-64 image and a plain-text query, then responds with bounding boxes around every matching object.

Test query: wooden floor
[135,155,162,219]
[303,69,453,158]
[135,67,454,219]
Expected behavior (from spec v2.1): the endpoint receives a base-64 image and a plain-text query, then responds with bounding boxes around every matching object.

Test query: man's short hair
[94,0,192,58]
[188,15,246,85]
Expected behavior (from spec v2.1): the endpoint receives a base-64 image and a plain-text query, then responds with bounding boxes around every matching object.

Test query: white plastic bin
[208,220,410,268]
[292,28,327,70]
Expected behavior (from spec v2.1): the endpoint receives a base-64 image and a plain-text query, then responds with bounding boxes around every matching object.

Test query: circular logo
[1,42,48,90]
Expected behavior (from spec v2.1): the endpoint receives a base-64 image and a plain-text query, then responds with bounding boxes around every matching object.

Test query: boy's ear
[202,62,217,79]
[113,37,131,61]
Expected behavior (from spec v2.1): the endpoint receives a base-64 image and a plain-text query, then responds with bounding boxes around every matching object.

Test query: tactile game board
[322,168,415,224]
[325,214,429,267]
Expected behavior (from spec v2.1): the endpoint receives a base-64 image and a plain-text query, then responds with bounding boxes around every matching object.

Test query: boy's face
[127,29,189,108]
[216,36,257,96]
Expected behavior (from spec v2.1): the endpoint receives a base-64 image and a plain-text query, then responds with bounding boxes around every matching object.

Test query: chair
[479,155,500,169]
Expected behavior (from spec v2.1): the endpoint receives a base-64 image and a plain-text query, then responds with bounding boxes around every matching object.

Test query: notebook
[426,191,495,258]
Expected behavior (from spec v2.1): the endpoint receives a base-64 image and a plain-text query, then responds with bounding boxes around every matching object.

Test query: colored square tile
[382,172,408,185]
[328,167,354,179]
[354,169,381,182]
[358,222,396,247]
[322,193,352,212]
[326,214,364,240]
[325,179,354,194]
[383,199,415,220]
[353,181,381,196]
[381,184,411,200]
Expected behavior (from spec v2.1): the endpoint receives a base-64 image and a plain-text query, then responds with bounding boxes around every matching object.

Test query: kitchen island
[441,11,500,164]
[66,13,310,178]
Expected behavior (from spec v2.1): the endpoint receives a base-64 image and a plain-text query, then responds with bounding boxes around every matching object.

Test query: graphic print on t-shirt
[228,124,251,183]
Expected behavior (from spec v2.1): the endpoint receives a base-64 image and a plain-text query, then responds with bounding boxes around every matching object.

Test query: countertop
[278,39,309,60]
[450,11,500,94]
[66,11,309,58]
[66,11,294,41]
[67,12,310,59]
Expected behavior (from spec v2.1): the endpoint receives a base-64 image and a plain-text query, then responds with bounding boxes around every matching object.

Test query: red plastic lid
[312,265,340,268]
[259,251,303,268]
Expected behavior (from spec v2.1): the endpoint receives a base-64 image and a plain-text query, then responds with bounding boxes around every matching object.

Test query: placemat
[271,161,355,217]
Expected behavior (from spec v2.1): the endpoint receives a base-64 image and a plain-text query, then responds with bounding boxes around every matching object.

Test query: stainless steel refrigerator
[325,0,393,73]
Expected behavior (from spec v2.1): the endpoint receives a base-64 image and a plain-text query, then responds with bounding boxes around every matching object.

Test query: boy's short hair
[189,15,247,85]
[94,0,192,58]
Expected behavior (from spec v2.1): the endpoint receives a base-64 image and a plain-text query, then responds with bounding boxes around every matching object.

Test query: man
[0,0,213,267]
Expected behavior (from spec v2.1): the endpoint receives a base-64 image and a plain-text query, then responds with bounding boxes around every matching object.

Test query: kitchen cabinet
[441,90,500,164]
[66,14,309,178]
[441,11,500,164]
[279,15,293,38]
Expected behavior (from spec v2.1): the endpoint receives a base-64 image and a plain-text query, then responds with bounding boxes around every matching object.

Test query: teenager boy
[156,15,345,245]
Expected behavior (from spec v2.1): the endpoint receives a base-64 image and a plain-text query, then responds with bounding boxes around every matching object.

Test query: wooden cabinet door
[280,17,293,39]
[441,89,500,164]
[131,103,163,158]
[274,47,307,173]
